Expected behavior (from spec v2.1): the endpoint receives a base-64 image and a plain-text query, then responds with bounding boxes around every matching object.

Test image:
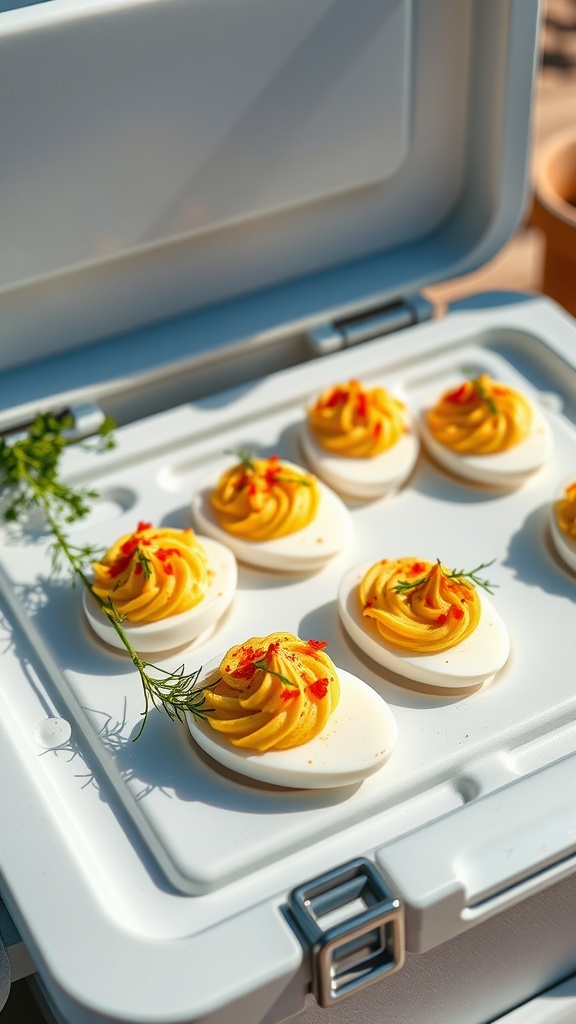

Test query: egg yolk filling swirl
[556,481,576,539]
[91,522,208,623]
[308,379,406,457]
[210,455,320,540]
[426,374,532,454]
[203,632,340,751]
[360,557,481,653]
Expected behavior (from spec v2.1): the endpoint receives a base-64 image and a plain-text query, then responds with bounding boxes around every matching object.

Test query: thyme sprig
[225,449,312,487]
[393,558,498,595]
[0,411,212,739]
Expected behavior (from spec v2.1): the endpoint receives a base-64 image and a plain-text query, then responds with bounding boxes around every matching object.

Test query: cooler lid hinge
[308,294,433,355]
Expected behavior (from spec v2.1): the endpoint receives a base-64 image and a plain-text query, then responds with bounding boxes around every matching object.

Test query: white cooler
[2,1,576,1022]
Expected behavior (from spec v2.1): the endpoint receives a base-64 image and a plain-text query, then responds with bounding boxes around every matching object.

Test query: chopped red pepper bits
[410,562,427,575]
[306,639,327,651]
[308,678,329,699]
[445,383,471,404]
[280,689,299,701]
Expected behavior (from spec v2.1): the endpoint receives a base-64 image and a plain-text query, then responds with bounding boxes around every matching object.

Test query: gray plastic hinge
[308,295,433,354]
[289,858,405,1007]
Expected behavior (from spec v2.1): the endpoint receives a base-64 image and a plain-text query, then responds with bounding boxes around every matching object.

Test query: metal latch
[289,858,404,1006]
[308,295,433,355]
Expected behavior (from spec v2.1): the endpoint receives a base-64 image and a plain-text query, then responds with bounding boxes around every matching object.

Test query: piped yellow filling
[426,374,532,454]
[556,480,576,539]
[308,379,406,457]
[360,557,481,653]
[203,632,340,751]
[91,522,208,623]
[210,455,320,540]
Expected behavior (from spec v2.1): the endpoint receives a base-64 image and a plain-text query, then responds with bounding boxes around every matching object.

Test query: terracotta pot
[532,127,576,317]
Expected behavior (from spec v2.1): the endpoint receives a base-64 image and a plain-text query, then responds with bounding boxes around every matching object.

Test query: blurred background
[425,0,576,312]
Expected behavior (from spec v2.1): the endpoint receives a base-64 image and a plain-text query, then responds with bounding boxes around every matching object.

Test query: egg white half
[549,477,576,574]
[338,561,510,691]
[83,536,237,653]
[419,401,552,488]
[191,464,353,572]
[299,418,419,500]
[187,657,397,789]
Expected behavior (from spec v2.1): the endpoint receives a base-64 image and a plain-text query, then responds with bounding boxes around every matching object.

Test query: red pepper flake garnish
[120,536,140,556]
[373,421,383,439]
[156,548,181,562]
[410,562,427,575]
[325,387,349,408]
[280,689,299,701]
[451,606,464,620]
[136,521,153,532]
[445,384,470,405]
[164,564,174,576]
[435,613,449,626]
[231,646,265,680]
[308,678,329,699]
[266,641,280,657]
[306,639,327,651]
[356,392,368,419]
[108,555,132,578]
[134,564,142,575]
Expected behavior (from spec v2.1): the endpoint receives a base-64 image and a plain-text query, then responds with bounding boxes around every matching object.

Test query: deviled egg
[420,374,552,487]
[550,477,576,574]
[338,556,510,692]
[191,453,352,572]
[83,521,237,653]
[187,631,397,788]
[301,379,419,499]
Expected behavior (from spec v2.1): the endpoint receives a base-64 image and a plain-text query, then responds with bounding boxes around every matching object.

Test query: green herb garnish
[0,411,212,739]
[471,377,498,415]
[225,449,312,487]
[252,657,298,688]
[393,558,498,595]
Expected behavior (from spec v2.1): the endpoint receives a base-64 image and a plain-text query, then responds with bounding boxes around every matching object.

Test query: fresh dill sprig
[0,411,212,739]
[393,558,498,595]
[0,410,115,524]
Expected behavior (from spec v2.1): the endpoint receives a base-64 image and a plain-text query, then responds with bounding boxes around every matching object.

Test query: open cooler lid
[0,0,540,391]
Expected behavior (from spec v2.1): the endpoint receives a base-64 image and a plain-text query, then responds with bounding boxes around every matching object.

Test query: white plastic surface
[0,297,576,1024]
